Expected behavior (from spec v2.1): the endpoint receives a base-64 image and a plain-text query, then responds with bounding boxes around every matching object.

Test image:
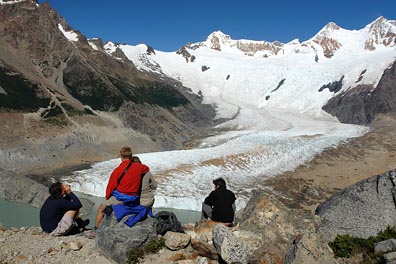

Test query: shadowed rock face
[316,170,396,242]
[323,59,396,124]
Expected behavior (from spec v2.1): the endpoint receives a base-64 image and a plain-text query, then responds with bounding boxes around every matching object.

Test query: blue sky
[38,0,395,52]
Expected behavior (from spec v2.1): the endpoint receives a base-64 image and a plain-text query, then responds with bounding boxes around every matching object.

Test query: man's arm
[62,185,82,210]
[148,172,157,190]
[141,163,149,174]
[62,192,82,210]
[204,191,216,206]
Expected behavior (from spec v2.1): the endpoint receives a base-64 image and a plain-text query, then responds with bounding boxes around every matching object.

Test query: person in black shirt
[40,182,89,235]
[202,177,236,224]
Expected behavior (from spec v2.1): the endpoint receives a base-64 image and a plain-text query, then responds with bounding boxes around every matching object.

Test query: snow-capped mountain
[64,16,396,211]
[103,16,396,124]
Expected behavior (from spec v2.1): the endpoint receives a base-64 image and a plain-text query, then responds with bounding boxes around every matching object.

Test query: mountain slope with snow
[112,17,396,123]
[62,17,396,211]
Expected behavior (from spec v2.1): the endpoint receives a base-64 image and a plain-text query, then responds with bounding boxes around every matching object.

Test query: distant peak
[206,31,232,41]
[374,16,386,22]
[324,22,340,31]
[205,31,233,51]
[368,16,393,27]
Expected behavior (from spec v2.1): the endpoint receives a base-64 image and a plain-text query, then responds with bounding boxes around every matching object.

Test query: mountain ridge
[0,0,216,174]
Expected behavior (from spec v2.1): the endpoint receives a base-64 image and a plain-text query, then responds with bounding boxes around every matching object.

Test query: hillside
[0,0,216,175]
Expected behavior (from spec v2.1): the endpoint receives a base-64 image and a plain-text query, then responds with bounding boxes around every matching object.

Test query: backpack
[154,211,184,236]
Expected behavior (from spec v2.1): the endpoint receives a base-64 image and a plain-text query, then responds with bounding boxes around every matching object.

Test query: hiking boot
[75,217,90,229]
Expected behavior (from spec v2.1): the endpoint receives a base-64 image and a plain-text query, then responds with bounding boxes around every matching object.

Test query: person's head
[120,146,133,160]
[213,177,226,189]
[49,182,63,199]
[132,156,141,163]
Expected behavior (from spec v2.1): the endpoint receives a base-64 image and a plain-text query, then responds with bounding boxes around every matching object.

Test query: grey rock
[96,213,157,264]
[316,170,396,241]
[212,224,249,264]
[0,168,47,208]
[164,231,191,250]
[383,251,396,263]
[375,239,396,254]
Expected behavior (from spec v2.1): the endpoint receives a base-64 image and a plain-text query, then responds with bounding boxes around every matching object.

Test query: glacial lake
[0,195,201,229]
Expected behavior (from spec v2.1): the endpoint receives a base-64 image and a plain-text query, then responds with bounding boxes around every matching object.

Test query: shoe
[75,218,90,229]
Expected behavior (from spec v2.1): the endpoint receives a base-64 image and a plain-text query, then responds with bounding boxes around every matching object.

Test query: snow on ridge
[58,24,79,42]
[0,0,29,5]
[88,41,99,50]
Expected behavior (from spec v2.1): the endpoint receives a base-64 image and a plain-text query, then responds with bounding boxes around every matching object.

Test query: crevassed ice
[62,111,367,212]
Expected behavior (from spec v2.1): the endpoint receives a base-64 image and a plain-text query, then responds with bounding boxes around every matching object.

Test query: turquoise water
[0,199,41,228]
[0,196,201,229]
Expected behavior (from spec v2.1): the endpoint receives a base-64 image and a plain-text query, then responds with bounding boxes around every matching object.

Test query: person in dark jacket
[202,177,236,224]
[40,182,89,236]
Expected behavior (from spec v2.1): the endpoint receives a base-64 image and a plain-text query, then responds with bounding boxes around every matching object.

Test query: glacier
[63,18,396,212]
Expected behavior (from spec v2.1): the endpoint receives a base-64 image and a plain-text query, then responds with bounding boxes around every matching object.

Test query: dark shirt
[204,187,236,223]
[39,192,82,233]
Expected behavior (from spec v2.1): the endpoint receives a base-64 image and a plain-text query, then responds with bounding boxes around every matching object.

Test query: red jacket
[105,160,150,199]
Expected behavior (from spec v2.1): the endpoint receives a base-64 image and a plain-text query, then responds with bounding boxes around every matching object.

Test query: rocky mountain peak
[205,30,232,50]
[311,21,342,58]
[365,16,396,50]
[203,30,285,57]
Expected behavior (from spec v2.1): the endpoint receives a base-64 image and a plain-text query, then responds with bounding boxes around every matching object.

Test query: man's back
[204,188,236,223]
[105,160,149,199]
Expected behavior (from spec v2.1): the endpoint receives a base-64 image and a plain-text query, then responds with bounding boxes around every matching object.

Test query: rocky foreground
[1,116,396,264]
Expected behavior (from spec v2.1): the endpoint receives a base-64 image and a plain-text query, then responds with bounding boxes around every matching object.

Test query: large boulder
[96,213,158,264]
[316,170,396,241]
[0,168,47,207]
[212,224,249,264]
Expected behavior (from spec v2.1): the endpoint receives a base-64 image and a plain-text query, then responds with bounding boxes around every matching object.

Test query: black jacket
[204,187,236,223]
[39,192,82,232]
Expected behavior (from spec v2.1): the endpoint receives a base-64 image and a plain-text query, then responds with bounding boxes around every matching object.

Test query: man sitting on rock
[202,177,236,225]
[40,182,89,236]
[94,146,150,229]
[132,155,157,212]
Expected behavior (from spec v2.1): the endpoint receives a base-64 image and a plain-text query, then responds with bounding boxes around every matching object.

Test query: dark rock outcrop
[318,75,344,93]
[96,213,157,264]
[323,60,396,124]
[0,168,47,208]
[316,170,396,242]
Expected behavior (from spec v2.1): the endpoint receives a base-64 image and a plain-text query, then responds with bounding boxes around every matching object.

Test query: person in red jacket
[94,146,150,229]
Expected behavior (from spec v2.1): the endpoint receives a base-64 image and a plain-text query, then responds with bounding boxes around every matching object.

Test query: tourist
[202,177,236,225]
[40,182,89,235]
[132,155,157,210]
[94,146,150,229]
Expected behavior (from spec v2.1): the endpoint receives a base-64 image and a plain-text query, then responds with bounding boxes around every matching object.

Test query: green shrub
[329,226,396,262]
[126,238,165,264]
